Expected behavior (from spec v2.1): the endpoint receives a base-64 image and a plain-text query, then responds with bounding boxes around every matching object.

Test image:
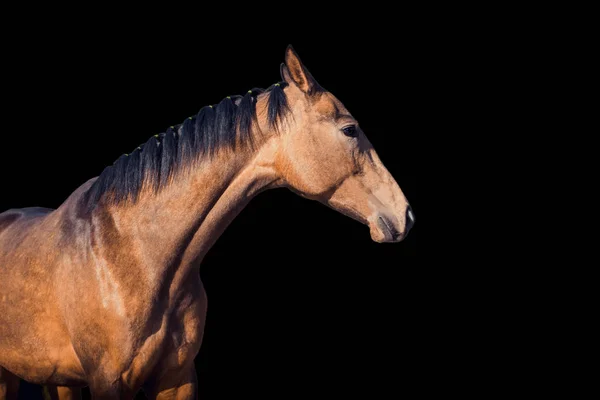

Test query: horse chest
[123,287,207,386]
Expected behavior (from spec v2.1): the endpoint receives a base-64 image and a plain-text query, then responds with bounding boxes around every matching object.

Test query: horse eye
[342,125,358,137]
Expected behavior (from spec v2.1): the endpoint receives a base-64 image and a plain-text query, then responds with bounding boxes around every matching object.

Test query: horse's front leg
[0,367,20,400]
[43,385,82,400]
[144,364,197,400]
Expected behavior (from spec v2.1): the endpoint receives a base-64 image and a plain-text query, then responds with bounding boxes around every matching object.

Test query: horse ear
[284,45,321,95]
[280,63,292,84]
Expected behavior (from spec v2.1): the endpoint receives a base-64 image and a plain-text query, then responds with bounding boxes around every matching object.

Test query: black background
[1,32,419,398]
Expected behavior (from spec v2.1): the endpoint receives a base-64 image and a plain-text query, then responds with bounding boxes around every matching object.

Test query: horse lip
[377,215,403,242]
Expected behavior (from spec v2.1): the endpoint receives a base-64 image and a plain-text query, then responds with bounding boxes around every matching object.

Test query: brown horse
[0,46,414,399]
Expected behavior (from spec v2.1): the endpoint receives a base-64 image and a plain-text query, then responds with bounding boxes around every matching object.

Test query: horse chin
[369,215,406,243]
[370,229,406,243]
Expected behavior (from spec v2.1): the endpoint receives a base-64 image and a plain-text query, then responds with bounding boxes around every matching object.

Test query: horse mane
[84,82,291,210]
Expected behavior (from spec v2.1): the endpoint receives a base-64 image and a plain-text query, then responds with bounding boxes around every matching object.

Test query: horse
[0,45,414,399]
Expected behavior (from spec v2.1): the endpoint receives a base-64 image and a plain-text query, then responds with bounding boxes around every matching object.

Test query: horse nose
[406,206,415,232]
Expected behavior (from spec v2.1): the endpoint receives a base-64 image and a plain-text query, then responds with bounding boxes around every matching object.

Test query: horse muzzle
[369,206,415,243]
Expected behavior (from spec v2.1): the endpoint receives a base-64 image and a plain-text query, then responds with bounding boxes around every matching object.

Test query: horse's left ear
[282,45,322,95]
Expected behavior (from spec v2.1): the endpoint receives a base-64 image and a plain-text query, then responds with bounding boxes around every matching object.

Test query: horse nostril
[406,206,415,232]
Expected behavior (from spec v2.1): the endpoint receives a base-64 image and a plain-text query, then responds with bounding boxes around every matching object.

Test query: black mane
[85,82,290,210]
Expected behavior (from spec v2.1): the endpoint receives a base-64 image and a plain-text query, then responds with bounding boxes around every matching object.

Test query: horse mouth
[377,216,404,242]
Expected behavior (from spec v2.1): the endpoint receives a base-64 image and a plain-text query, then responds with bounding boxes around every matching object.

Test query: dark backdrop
[1,34,419,398]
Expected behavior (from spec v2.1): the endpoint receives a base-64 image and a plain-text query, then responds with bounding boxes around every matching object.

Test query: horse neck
[92,136,281,297]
